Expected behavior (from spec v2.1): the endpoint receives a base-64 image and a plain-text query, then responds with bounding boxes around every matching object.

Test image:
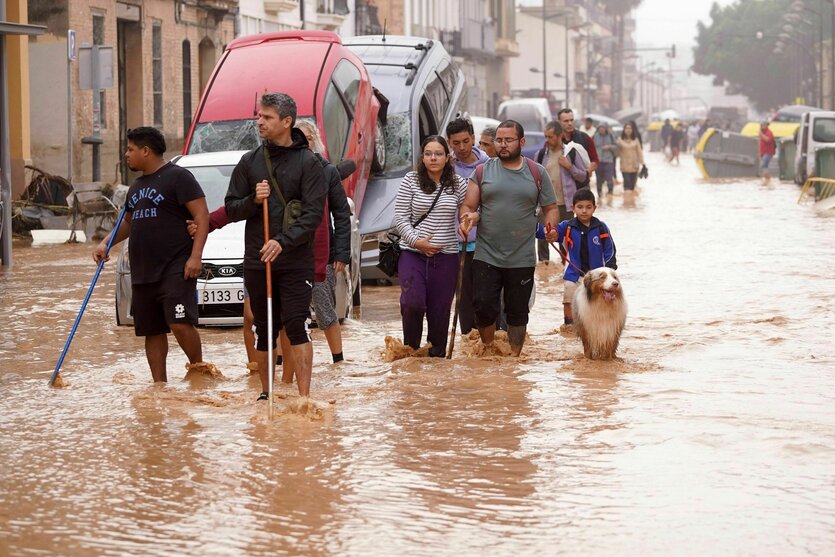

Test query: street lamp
[783,0,827,106]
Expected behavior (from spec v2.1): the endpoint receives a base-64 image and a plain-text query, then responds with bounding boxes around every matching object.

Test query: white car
[115,150,361,326]
[470,115,501,139]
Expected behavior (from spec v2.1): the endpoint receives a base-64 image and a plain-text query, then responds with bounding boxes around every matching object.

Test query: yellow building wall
[6,0,32,197]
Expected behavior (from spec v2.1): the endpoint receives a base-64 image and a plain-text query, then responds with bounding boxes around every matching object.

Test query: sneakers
[257,392,269,401]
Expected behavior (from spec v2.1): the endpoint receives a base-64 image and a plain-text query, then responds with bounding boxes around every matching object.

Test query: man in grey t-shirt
[459,120,559,356]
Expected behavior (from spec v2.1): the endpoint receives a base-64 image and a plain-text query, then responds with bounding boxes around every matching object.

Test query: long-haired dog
[572,267,627,360]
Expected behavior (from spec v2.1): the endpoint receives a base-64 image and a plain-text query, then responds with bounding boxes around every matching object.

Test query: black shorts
[472,260,535,328]
[246,266,313,349]
[131,274,198,336]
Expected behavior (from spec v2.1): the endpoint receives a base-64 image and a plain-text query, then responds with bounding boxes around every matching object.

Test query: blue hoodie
[537,216,617,282]
[453,146,489,249]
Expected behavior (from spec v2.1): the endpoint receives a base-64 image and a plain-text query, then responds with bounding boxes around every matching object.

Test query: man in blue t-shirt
[94,127,209,383]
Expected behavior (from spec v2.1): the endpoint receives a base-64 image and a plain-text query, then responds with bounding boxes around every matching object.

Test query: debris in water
[184,362,224,379]
[383,336,432,362]
[460,330,514,357]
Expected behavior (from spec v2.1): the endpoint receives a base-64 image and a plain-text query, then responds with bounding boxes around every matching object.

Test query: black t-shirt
[126,162,205,284]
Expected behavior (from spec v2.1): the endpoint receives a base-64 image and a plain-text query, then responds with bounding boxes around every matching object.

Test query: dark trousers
[596,161,615,195]
[458,250,476,334]
[623,172,638,191]
[472,259,535,328]
[398,250,459,357]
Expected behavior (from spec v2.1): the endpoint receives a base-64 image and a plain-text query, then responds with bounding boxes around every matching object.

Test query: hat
[761,120,769,125]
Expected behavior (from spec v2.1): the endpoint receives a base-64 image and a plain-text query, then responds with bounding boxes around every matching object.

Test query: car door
[797,113,809,183]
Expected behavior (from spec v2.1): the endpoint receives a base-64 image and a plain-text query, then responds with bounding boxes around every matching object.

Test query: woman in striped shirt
[395,135,468,357]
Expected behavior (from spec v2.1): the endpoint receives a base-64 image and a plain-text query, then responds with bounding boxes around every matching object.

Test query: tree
[599,0,644,111]
[692,0,813,111]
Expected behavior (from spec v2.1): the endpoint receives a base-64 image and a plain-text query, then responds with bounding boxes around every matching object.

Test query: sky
[633,0,736,49]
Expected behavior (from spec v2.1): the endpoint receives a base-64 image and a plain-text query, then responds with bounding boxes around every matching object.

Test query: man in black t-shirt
[94,127,209,383]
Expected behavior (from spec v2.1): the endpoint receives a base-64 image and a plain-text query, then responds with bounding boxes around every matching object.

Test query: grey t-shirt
[470,158,557,268]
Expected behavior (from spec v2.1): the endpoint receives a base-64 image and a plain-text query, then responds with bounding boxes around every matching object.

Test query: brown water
[1,153,834,555]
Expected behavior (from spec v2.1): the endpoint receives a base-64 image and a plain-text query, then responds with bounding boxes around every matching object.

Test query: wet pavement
[1,152,834,555]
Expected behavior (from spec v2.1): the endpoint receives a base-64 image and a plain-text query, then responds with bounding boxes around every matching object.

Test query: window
[92,14,106,128]
[182,40,192,135]
[323,83,350,162]
[418,96,437,144]
[331,59,362,112]
[152,23,163,127]
[813,118,835,143]
[423,74,447,132]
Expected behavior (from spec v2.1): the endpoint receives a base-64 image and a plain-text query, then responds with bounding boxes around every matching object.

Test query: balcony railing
[461,16,495,57]
[264,0,299,14]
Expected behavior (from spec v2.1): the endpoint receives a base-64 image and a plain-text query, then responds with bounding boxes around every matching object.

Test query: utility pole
[541,1,547,99]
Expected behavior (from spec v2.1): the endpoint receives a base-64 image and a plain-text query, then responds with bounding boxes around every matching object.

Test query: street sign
[67,29,76,61]
[79,45,114,90]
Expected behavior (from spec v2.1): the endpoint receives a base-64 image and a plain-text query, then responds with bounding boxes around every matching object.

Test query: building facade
[354,0,518,118]
[238,0,353,36]
[28,0,237,185]
[510,0,625,117]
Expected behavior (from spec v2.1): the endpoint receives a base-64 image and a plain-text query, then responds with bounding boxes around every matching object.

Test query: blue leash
[49,206,127,386]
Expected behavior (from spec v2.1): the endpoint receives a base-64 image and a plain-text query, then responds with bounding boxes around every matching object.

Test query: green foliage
[597,0,644,16]
[692,0,812,110]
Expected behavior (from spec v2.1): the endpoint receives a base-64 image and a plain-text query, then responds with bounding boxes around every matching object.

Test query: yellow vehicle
[740,121,799,139]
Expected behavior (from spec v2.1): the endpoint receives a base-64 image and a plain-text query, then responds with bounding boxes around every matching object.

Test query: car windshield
[812,118,835,143]
[773,111,802,123]
[188,116,316,154]
[184,165,235,210]
[500,105,543,132]
[382,112,413,176]
[188,120,260,154]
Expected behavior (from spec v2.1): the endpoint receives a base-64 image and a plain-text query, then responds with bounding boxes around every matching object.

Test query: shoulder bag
[376,184,445,278]
[263,146,303,233]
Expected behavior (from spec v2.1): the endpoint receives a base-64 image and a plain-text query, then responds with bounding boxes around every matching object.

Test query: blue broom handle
[49,205,127,385]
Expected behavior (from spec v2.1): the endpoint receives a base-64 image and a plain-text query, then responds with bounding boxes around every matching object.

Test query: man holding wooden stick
[225,93,326,402]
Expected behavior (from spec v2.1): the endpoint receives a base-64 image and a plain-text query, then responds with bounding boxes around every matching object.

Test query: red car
[184,30,385,215]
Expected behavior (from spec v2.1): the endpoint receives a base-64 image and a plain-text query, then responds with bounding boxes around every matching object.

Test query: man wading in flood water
[459,120,559,356]
[93,127,210,382]
[225,93,325,403]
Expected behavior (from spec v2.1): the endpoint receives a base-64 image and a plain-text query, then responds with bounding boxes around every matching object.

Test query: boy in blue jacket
[538,188,617,325]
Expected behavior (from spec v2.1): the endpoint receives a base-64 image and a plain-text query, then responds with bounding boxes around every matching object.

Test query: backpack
[474,157,543,211]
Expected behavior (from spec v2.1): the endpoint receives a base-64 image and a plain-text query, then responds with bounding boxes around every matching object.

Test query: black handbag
[639,164,649,179]
[376,185,445,277]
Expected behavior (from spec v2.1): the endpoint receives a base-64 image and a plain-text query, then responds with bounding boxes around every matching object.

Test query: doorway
[198,37,215,96]
[117,18,143,184]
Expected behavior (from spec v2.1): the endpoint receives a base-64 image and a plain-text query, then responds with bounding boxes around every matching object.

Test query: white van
[794,110,835,184]
[496,98,552,133]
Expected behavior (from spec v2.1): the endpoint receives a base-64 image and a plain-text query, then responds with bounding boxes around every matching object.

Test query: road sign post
[78,44,113,182]
[67,30,75,182]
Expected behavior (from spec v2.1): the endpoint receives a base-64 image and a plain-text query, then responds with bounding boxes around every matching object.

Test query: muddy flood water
[1,152,834,555]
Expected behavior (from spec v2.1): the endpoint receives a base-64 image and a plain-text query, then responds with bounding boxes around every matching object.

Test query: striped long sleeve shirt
[394,171,467,255]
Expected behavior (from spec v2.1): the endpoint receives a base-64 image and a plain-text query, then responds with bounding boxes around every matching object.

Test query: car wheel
[371,117,387,173]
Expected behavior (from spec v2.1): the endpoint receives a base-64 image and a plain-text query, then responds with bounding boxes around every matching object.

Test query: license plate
[200,287,244,305]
